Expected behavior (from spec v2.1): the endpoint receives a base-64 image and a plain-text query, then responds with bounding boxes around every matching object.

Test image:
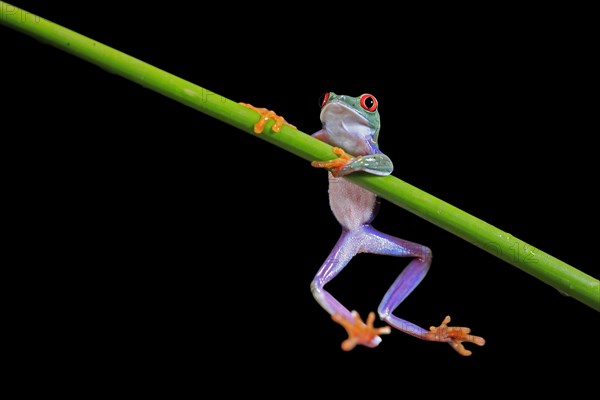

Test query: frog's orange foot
[239,102,296,134]
[332,311,391,351]
[426,315,485,356]
[311,147,353,176]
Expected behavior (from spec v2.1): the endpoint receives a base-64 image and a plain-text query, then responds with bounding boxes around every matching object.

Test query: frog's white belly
[327,173,377,231]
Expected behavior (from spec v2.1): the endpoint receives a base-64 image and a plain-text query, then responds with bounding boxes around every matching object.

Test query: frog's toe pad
[427,315,486,356]
[333,311,391,351]
[239,102,295,134]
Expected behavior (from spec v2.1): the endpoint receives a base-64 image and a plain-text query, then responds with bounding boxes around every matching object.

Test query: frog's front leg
[311,230,391,351]
[311,146,393,177]
[239,102,296,134]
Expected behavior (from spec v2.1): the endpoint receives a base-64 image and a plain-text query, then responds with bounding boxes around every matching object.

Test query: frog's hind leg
[358,226,433,338]
[362,226,485,355]
[311,230,391,350]
[311,231,358,322]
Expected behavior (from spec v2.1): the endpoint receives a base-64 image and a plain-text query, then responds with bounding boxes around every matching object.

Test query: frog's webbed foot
[239,102,296,134]
[332,311,391,351]
[425,315,485,356]
[311,147,352,177]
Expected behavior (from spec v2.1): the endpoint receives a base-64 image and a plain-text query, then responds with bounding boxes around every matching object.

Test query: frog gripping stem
[310,147,352,177]
[239,102,296,134]
[310,93,485,355]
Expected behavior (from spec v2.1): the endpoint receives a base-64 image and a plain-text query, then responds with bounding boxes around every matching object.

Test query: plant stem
[2,2,598,311]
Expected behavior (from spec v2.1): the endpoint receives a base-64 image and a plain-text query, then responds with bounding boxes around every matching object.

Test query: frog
[240,93,485,355]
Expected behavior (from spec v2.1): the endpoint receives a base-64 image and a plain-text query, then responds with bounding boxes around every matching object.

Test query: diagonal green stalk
[2,2,599,311]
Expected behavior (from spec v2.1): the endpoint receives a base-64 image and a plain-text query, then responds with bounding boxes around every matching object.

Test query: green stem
[2,2,598,311]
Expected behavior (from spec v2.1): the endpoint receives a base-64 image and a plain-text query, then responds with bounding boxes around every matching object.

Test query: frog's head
[319,92,381,154]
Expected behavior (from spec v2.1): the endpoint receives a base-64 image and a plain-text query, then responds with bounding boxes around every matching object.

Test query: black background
[3,1,599,394]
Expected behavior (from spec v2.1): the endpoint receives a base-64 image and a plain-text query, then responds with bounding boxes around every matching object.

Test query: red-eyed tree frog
[240,93,485,356]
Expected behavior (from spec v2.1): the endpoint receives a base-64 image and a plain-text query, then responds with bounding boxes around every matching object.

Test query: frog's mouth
[321,101,371,136]
[321,101,369,131]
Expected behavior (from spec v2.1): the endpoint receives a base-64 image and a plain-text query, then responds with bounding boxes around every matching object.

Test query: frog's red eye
[360,94,378,112]
[319,92,330,108]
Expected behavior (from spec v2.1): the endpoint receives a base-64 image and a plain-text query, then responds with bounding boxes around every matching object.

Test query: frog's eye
[360,94,378,112]
[319,92,330,108]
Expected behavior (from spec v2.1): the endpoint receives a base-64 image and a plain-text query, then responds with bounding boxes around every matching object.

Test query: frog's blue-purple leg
[368,226,486,355]
[311,228,393,351]
[312,225,486,355]
[356,226,434,336]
